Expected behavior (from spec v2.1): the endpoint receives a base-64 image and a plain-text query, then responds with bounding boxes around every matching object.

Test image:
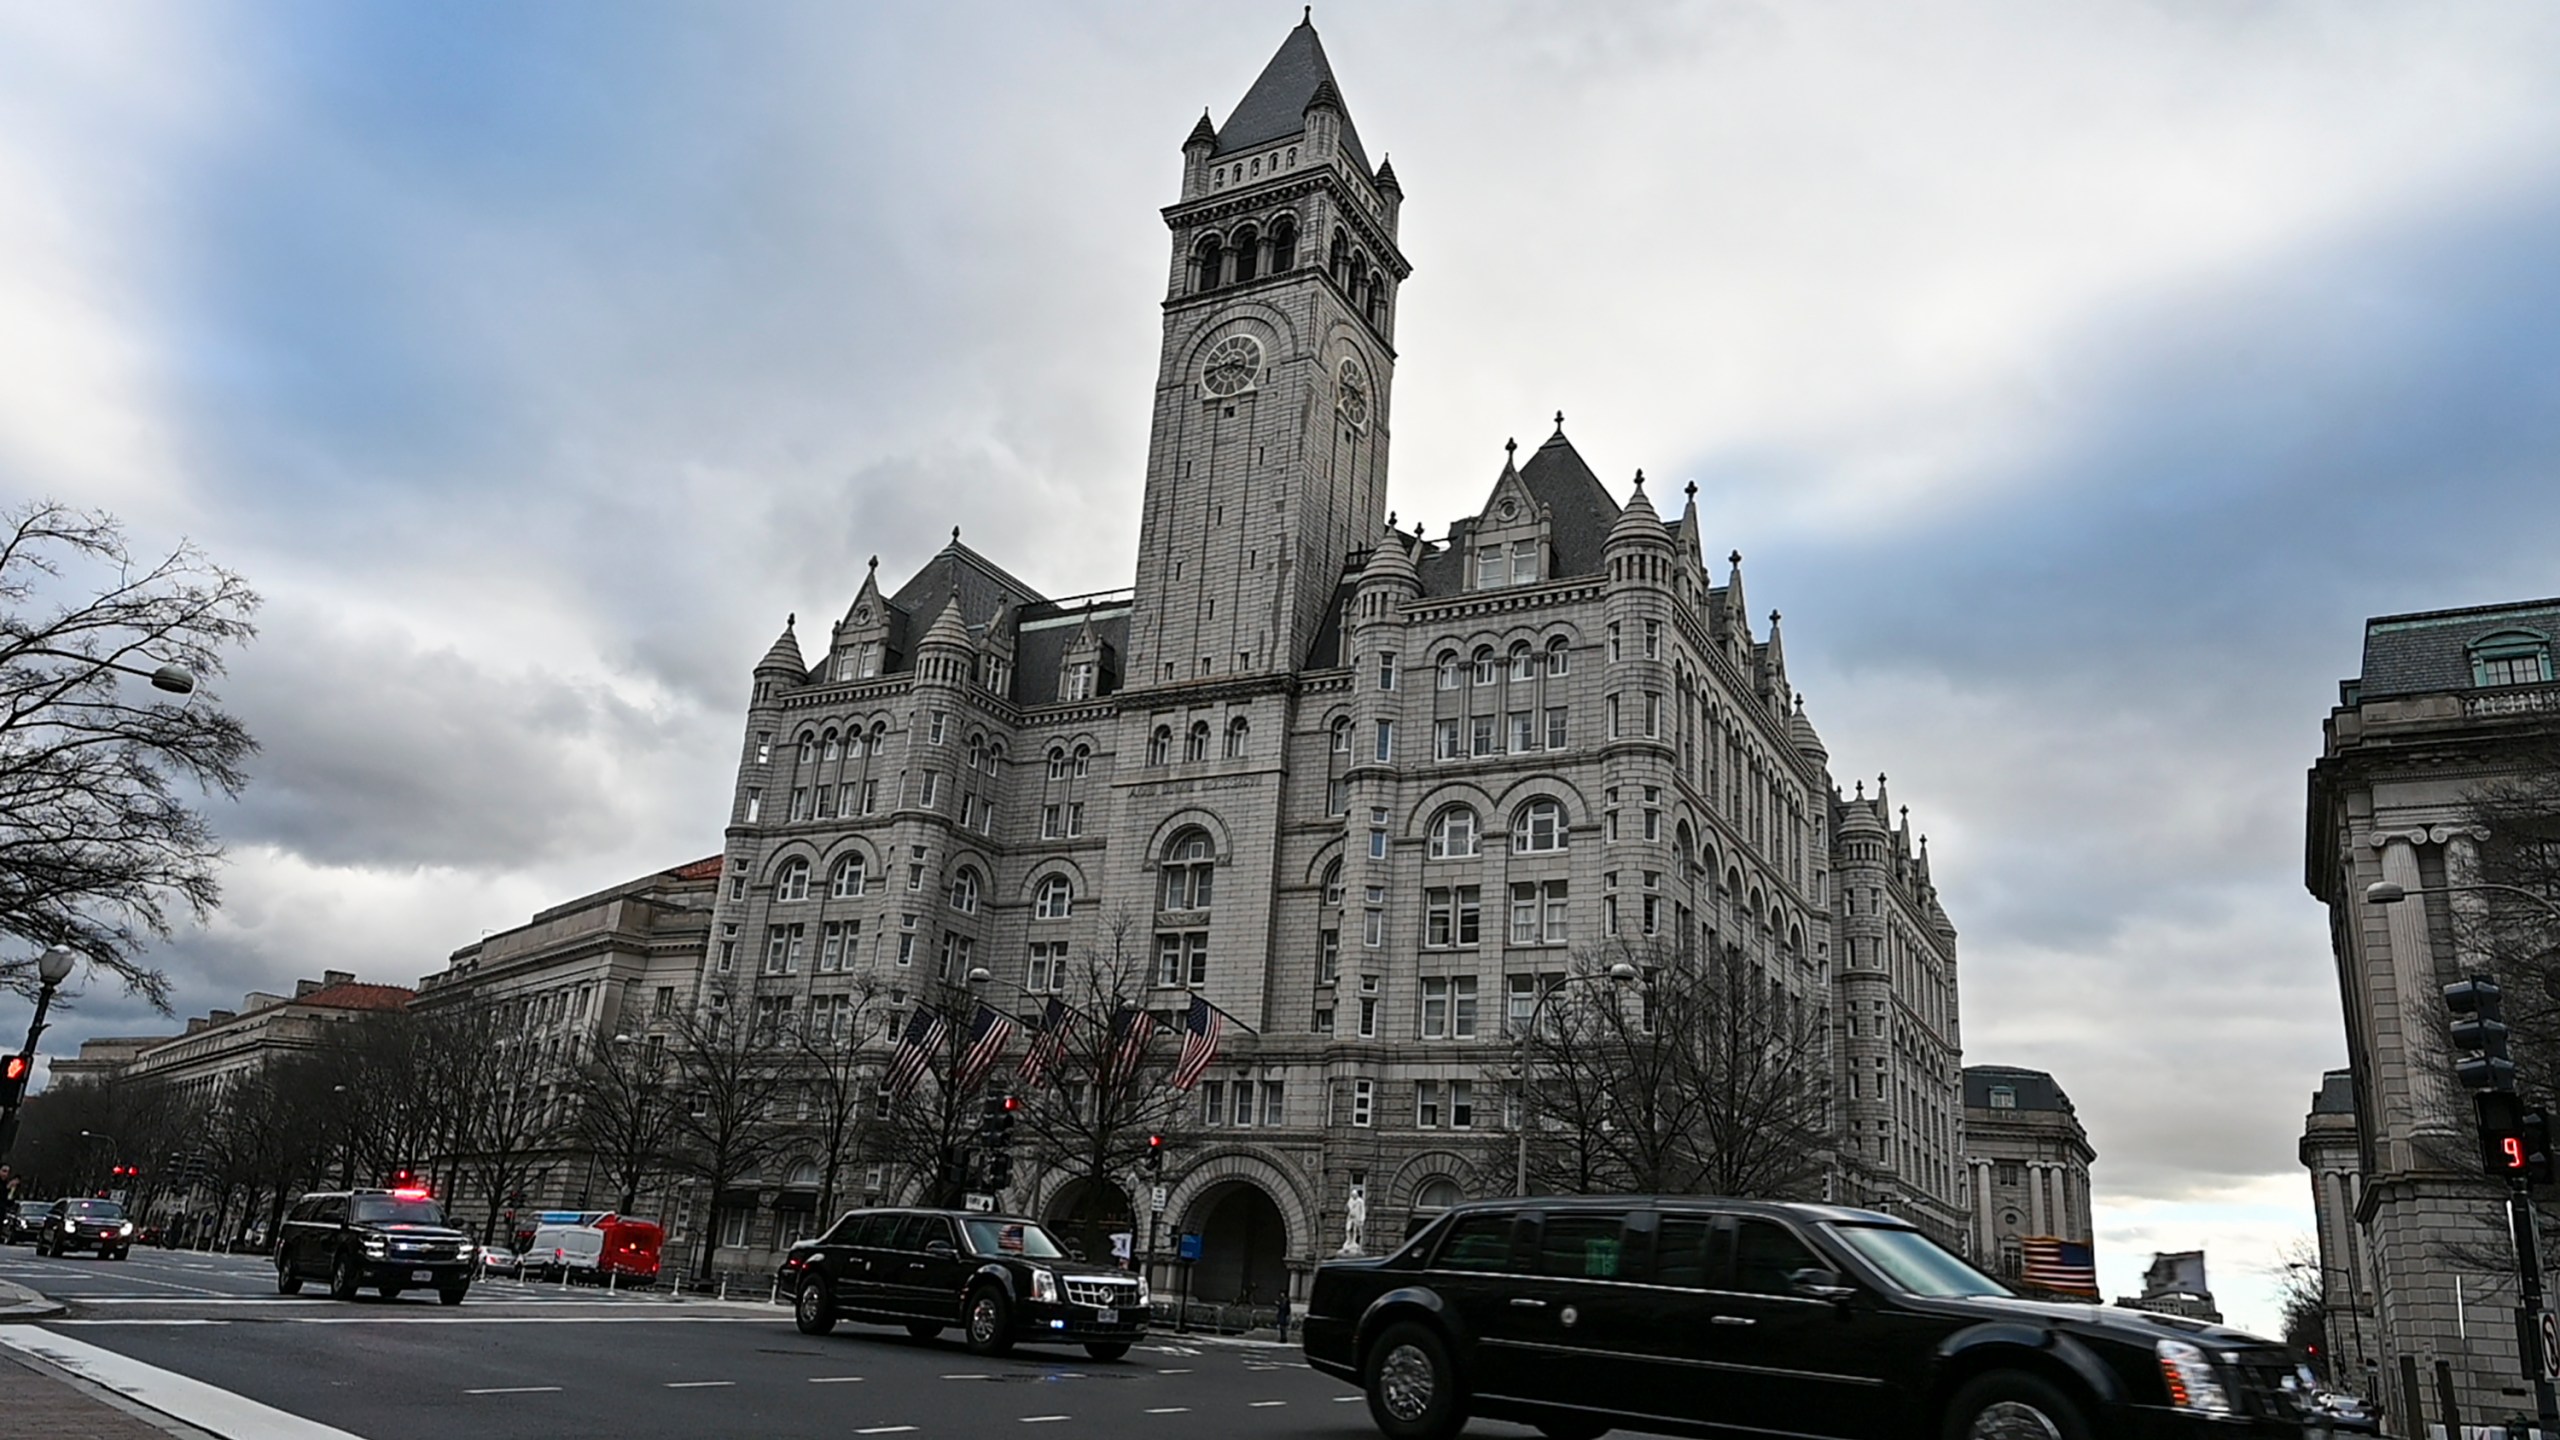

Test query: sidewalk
[0,1347,200,1440]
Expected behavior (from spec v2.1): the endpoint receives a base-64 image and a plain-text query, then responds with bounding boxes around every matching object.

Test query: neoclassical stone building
[694,18,1969,1293]
[1961,1065,2096,1288]
[2306,595,2560,1429]
[2300,1068,2379,1389]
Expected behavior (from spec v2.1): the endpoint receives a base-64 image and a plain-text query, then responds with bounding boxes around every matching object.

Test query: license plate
[1095,1308,1116,1325]
[411,1269,435,1283]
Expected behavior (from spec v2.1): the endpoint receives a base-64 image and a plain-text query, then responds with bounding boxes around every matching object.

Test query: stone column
[2378,836,2461,1144]
[2028,1162,2048,1236]
[1973,1160,1995,1257]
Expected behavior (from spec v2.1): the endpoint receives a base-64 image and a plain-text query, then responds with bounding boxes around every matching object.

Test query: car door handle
[1509,1297,1549,1309]
[1711,1314,1756,1326]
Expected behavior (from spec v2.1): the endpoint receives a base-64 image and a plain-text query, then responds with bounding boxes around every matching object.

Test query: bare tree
[570,1027,685,1216]
[1522,940,1832,1200]
[874,975,1006,1212]
[1015,910,1195,1261]
[0,502,259,1006]
[429,1007,560,1244]
[667,994,794,1279]
[790,976,885,1223]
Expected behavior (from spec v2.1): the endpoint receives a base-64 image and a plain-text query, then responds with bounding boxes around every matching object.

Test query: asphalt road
[0,1242,1556,1440]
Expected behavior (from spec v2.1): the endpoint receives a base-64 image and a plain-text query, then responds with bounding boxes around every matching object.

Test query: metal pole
[0,976,64,1162]
[2508,1174,2558,1427]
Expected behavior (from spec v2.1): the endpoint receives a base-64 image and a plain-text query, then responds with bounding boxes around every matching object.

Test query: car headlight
[1031,1269,1059,1303]
[456,1242,476,1260]
[362,1238,387,1257]
[117,1222,133,1235]
[2157,1339,2234,1415]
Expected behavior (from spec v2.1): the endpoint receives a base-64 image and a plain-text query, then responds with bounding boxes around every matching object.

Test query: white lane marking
[51,1319,230,1326]
[1145,1406,1191,1414]
[1021,1417,1069,1424]
[665,1380,735,1388]
[1334,1395,1362,1402]
[855,1428,918,1435]
[1155,1367,1192,1374]
[0,1323,370,1439]
[808,1375,866,1383]
[942,1372,992,1379]
[1249,1400,1286,1407]
[283,1314,780,1325]
[466,1386,563,1395]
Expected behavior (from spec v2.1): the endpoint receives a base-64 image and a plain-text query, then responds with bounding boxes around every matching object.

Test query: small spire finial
[1729,549,1742,566]
[1304,4,1312,21]
[1505,437,1517,458]
[1553,410,1565,434]
[867,554,878,573]
[1387,510,1397,529]
[1414,519,1425,538]
[786,612,796,629]
[1855,780,1865,799]
[1684,480,1698,501]
[1632,468,1646,491]
[951,525,961,545]
[1770,609,1781,625]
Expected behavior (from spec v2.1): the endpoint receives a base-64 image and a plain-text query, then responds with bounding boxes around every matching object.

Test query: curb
[0,1278,65,1319]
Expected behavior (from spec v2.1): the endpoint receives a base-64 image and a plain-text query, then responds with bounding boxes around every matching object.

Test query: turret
[757,615,807,682]
[1182,110,1217,197]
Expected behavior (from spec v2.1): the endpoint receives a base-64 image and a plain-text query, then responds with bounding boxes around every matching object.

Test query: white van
[527,1223,603,1281]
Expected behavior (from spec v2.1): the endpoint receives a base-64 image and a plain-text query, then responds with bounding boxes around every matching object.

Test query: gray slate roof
[1008,599,1129,708]
[1964,1065,2075,1113]
[1415,431,1630,596]
[1215,19,1371,174]
[884,541,1050,665]
[2357,596,2560,698]
[2311,1068,2356,1116]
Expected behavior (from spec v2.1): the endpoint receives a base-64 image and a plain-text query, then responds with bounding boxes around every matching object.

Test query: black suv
[1304,1196,2309,1440]
[780,1208,1148,1360]
[35,1198,133,1259]
[276,1189,476,1304]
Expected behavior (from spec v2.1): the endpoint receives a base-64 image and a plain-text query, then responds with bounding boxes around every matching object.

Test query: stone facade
[2301,1067,2381,1389]
[2306,595,2560,1427]
[1961,1065,2095,1287]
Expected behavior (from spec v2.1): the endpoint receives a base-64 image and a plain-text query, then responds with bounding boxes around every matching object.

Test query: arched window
[1148,726,1172,767]
[949,867,982,914]
[1330,716,1351,753]
[1321,858,1345,907]
[1412,1177,1464,1226]
[1072,744,1092,777]
[1185,720,1211,762]
[1509,643,1536,681]
[797,733,816,765]
[1270,216,1297,271]
[1366,270,1386,325]
[1329,228,1349,284]
[1195,236,1225,293]
[1047,747,1068,781]
[967,735,987,773]
[822,729,840,762]
[1428,806,1480,859]
[831,854,867,899]
[1437,652,1461,690]
[1472,646,1497,685]
[1232,226,1259,283]
[1161,830,1215,911]
[776,858,812,902]
[1513,799,1566,853]
[1225,715,1250,758]
[1035,876,1073,921]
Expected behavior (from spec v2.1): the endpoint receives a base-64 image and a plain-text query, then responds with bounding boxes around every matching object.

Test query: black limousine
[1303,1195,2308,1440]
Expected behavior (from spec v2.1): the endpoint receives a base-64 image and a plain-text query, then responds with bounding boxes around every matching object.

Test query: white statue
[1340,1183,1367,1255]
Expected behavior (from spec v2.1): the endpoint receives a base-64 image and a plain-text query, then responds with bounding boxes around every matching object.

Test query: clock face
[1336,357,1370,429]
[1201,335,1263,397]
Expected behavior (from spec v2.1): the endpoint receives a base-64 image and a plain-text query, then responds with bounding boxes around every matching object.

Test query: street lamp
[1514,960,1639,1197]
[0,946,80,1161]
[2364,879,2560,923]
[15,647,194,694]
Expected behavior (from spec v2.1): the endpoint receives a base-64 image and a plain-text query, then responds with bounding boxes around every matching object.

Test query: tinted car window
[913,1215,958,1251]
[885,1214,935,1251]
[844,1214,892,1247]
[350,1197,445,1226]
[66,1200,124,1220]
[1733,1218,1822,1295]
[317,1196,348,1224]
[1654,1216,1716,1287]
[1538,1212,1627,1278]
[964,1219,1066,1258]
[1431,1214,1517,1272]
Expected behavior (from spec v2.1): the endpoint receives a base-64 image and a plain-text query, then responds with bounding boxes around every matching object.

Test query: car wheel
[1537,1422,1612,1440]
[330,1253,361,1302]
[1365,1320,1466,1440]
[439,1285,468,1307]
[1084,1342,1131,1362]
[904,1322,944,1341]
[381,1284,404,1301]
[1945,1371,2093,1440]
[963,1285,1015,1356]
[795,1275,838,1336]
[277,1259,303,1295]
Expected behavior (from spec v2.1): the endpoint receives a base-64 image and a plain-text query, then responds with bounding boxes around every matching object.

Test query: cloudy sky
[12,0,2560,1331]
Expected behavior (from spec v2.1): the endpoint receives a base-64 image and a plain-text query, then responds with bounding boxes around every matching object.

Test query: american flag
[885,1006,947,1098]
[954,1004,1016,1093]
[1170,995,1223,1091]
[1106,1005,1159,1085]
[1017,998,1076,1088]
[2019,1236,2099,1299]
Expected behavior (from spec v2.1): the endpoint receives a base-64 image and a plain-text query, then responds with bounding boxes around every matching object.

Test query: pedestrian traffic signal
[2525,1109,2555,1186]
[978,1093,1019,1148]
[2445,977,2516,1092]
[0,1054,28,1107]
[1145,1134,1165,1175]
[2479,1090,2530,1178]
[984,1150,1014,1189]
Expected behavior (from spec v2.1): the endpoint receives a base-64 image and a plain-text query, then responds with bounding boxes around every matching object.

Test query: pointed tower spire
[1217,15,1370,172]
[756,615,807,678]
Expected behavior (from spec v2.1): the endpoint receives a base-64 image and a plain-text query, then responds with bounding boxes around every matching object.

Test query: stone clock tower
[1126,17,1411,689]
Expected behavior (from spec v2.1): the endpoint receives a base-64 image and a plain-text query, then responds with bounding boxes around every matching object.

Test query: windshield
[66,1200,125,1220]
[17,1202,49,1216]
[351,1196,446,1226]
[1828,1223,2011,1298]
[963,1219,1068,1259]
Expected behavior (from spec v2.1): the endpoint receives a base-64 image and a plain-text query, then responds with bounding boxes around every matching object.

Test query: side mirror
[927,1240,956,1256]
[1788,1267,1859,1302]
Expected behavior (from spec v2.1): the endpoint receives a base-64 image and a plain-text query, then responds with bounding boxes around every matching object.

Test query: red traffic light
[1147,1134,1164,1150]
[1003,1094,1022,1112]
[1,1055,27,1082]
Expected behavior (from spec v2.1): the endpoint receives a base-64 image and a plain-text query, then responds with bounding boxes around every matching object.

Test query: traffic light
[2525,1110,2555,1186]
[939,1150,973,1192]
[1146,1134,1165,1176]
[0,1053,28,1107]
[2479,1090,2530,1178]
[984,1150,1014,1189]
[2445,977,2516,1092]
[978,1093,1018,1148]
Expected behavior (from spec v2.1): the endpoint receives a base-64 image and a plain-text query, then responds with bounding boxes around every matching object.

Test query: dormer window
[1989,1085,2017,1110]
[2472,629,2553,688]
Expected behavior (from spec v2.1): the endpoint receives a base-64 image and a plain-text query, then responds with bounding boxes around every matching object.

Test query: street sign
[1151,1185,1167,1213]
[2540,1309,2558,1379]
[1177,1232,1203,1262]
[963,1193,995,1213]
[1110,1232,1133,1264]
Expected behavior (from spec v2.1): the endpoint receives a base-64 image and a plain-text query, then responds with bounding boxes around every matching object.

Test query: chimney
[323,970,354,986]
[295,978,321,997]
[207,1009,235,1024]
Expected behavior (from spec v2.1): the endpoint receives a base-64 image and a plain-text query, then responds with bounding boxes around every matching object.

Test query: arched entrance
[1188,1179,1287,1304]
[1044,1176,1133,1266]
